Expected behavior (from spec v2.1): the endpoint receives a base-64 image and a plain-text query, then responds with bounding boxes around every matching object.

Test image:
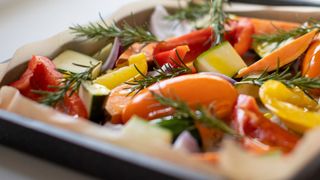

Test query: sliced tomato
[63,91,88,118]
[10,56,88,119]
[10,68,35,99]
[225,18,254,56]
[232,94,299,153]
[11,56,61,100]
[153,27,213,63]
[154,45,190,67]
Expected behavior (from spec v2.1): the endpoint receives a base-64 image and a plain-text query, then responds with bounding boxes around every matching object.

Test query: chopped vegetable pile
[8,0,320,168]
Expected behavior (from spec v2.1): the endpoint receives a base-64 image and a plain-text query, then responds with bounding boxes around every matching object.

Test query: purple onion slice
[173,131,200,153]
[101,37,121,71]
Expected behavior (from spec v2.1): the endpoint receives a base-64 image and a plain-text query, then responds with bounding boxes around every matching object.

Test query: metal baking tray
[1,1,320,179]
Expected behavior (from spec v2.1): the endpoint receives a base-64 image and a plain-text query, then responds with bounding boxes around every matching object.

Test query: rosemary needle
[125,49,191,95]
[210,0,228,46]
[70,15,157,47]
[151,91,236,135]
[253,19,320,46]
[237,65,320,91]
[33,63,99,106]
[165,1,211,22]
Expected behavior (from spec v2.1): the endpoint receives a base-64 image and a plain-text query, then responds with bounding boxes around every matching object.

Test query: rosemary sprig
[151,91,236,135]
[253,19,320,46]
[210,0,228,46]
[165,1,211,22]
[33,63,98,106]
[70,15,157,47]
[125,49,191,95]
[237,65,320,91]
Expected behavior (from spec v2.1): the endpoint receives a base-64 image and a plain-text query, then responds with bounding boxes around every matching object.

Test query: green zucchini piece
[93,43,113,62]
[122,116,172,144]
[53,50,101,78]
[194,41,247,77]
[79,81,110,123]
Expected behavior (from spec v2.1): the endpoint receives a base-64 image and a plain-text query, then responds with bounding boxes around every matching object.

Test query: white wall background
[0,0,135,61]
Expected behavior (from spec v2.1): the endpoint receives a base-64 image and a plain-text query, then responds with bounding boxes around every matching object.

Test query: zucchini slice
[194,41,247,77]
[79,81,110,123]
[53,50,101,78]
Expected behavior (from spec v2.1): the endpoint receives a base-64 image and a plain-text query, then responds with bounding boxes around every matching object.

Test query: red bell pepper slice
[225,18,254,56]
[10,56,88,119]
[232,94,299,153]
[153,27,213,63]
[154,45,190,67]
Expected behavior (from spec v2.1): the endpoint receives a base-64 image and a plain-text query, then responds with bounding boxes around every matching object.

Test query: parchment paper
[1,0,320,179]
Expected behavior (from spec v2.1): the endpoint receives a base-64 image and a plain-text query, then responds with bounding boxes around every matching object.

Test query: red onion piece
[199,72,237,84]
[173,131,200,153]
[150,5,193,40]
[101,37,121,71]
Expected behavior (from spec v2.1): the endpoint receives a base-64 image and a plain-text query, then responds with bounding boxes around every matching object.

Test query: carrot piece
[302,40,320,78]
[237,29,317,78]
[116,42,157,67]
[249,18,299,35]
[105,84,133,124]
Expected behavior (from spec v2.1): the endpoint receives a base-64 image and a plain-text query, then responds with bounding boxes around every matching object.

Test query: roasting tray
[1,0,320,179]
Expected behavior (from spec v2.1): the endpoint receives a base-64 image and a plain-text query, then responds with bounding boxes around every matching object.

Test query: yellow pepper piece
[259,80,319,133]
[128,53,148,75]
[94,53,147,89]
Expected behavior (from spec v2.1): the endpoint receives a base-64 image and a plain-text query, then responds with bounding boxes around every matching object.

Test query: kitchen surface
[2,0,320,179]
[0,0,134,179]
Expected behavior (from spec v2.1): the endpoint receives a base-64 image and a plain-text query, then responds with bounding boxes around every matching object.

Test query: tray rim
[2,0,320,179]
[0,109,219,179]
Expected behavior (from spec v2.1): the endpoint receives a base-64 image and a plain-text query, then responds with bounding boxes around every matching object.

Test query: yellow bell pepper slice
[128,53,148,75]
[259,80,319,133]
[94,53,147,89]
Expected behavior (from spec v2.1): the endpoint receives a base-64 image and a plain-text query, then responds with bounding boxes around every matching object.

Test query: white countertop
[0,0,135,179]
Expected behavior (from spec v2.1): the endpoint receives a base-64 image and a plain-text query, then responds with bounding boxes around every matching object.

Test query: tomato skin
[302,40,320,78]
[232,94,299,153]
[122,74,238,123]
[63,92,88,118]
[154,45,190,67]
[153,27,213,63]
[10,56,88,119]
[11,56,61,100]
[225,18,254,56]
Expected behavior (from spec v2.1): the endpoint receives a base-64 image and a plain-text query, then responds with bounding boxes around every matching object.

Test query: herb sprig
[70,15,157,47]
[33,63,99,106]
[165,1,211,22]
[210,0,228,46]
[125,50,191,95]
[253,19,320,46]
[237,65,320,91]
[151,91,236,135]
[166,0,228,46]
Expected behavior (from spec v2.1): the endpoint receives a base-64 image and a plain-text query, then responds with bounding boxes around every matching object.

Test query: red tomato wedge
[154,45,190,67]
[232,94,299,153]
[10,56,88,119]
[225,18,254,56]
